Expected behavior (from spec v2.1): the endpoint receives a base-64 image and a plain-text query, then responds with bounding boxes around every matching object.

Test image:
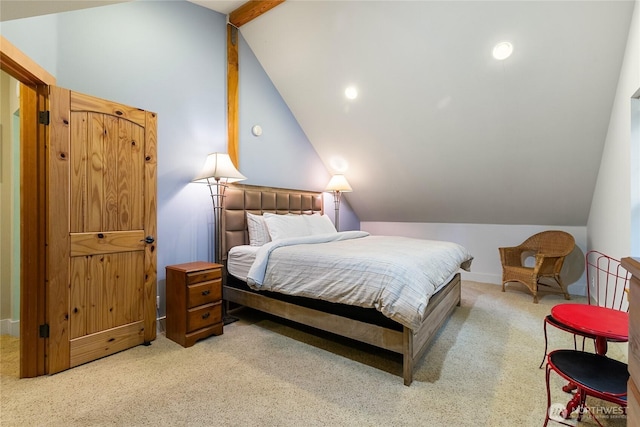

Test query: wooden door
[47,87,157,373]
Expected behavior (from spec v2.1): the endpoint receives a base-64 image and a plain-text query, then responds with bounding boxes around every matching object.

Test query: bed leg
[403,327,413,386]
[222,298,239,325]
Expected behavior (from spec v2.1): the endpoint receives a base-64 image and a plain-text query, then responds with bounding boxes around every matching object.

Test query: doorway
[0,69,21,338]
[1,42,158,376]
[632,88,640,256]
[2,35,55,377]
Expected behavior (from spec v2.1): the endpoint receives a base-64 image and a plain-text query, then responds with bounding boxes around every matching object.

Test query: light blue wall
[237,33,328,190]
[237,33,359,231]
[1,0,360,315]
[0,14,57,75]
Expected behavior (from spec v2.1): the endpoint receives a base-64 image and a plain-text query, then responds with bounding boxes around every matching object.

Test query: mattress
[227,245,260,282]
[237,232,472,330]
[230,241,458,296]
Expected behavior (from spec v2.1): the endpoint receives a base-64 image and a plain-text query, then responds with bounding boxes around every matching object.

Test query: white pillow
[246,212,271,246]
[305,214,337,235]
[263,213,310,240]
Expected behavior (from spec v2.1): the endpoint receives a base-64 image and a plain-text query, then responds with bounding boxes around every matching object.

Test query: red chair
[544,350,627,426]
[539,250,630,369]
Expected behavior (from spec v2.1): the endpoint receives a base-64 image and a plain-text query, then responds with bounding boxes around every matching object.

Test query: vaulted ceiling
[232,0,635,225]
[3,0,635,226]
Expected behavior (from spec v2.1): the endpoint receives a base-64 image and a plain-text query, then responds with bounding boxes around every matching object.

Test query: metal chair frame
[544,350,627,426]
[539,250,630,369]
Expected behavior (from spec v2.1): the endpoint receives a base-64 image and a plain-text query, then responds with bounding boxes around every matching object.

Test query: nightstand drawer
[166,261,224,347]
[187,279,222,308]
[187,302,222,332]
[187,268,221,284]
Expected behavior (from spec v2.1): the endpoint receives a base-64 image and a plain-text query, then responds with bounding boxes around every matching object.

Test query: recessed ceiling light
[492,41,513,60]
[345,86,358,100]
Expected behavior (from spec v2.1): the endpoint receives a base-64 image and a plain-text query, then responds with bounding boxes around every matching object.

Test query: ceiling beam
[227,1,284,166]
[227,24,239,166]
[229,0,285,28]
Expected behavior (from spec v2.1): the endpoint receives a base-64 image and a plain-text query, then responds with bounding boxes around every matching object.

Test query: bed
[221,183,472,385]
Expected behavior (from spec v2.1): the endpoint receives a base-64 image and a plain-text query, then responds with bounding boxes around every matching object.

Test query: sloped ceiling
[235,0,635,225]
[3,1,635,226]
[0,1,129,21]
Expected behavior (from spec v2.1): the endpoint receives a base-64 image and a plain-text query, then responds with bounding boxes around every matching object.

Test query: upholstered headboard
[222,184,323,260]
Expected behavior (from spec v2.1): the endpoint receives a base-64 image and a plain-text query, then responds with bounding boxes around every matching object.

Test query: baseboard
[156,317,165,334]
[460,272,586,297]
[0,318,20,337]
[461,271,501,285]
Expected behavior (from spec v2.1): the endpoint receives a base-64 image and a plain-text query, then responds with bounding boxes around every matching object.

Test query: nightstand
[165,261,223,347]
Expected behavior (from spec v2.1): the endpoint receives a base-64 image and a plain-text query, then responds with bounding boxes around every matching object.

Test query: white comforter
[246,232,473,330]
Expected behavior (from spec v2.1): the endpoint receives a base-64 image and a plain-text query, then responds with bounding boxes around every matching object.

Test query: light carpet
[0,281,628,426]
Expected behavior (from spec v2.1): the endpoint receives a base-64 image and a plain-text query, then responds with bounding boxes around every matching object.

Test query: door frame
[1,35,56,377]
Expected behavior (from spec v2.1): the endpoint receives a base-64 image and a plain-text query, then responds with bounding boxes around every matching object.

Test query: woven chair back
[521,231,575,257]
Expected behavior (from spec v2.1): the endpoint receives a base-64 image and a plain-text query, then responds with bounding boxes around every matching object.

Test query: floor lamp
[193,152,246,265]
[325,174,352,232]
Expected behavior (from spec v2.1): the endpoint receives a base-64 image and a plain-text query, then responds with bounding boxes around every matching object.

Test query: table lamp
[325,174,352,231]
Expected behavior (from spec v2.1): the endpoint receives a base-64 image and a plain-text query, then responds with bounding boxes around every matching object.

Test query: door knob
[141,236,155,244]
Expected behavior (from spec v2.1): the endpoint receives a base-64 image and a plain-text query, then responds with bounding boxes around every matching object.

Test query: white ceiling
[188,0,244,15]
[2,0,635,226]
[236,1,635,225]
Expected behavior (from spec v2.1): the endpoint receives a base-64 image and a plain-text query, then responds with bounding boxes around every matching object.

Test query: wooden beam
[227,24,239,166]
[227,1,285,164]
[229,0,285,28]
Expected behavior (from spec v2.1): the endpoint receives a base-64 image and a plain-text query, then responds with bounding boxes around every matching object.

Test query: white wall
[0,71,13,331]
[632,93,640,255]
[364,0,640,297]
[362,222,587,295]
[588,0,640,259]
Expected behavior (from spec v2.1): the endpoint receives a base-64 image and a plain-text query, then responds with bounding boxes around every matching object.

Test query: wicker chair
[499,231,575,303]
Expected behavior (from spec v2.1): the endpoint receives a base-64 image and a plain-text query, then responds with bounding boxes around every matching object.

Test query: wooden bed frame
[221,183,461,386]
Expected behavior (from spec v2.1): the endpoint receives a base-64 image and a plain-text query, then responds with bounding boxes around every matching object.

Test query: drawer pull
[202,290,210,296]
[202,312,210,320]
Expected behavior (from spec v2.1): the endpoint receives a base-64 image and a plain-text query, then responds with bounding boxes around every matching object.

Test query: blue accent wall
[238,33,359,231]
[1,0,360,314]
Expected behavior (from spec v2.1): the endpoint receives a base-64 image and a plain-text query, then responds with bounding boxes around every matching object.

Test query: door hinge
[38,110,50,125]
[39,323,50,338]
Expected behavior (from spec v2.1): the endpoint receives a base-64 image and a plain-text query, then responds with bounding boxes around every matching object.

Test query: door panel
[117,119,144,231]
[70,231,145,256]
[47,86,72,373]
[48,87,156,374]
[70,321,145,368]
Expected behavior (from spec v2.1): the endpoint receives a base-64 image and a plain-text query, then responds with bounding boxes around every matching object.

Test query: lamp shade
[193,152,247,182]
[325,174,352,192]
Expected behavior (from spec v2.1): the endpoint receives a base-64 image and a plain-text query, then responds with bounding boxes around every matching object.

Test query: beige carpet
[0,281,628,426]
